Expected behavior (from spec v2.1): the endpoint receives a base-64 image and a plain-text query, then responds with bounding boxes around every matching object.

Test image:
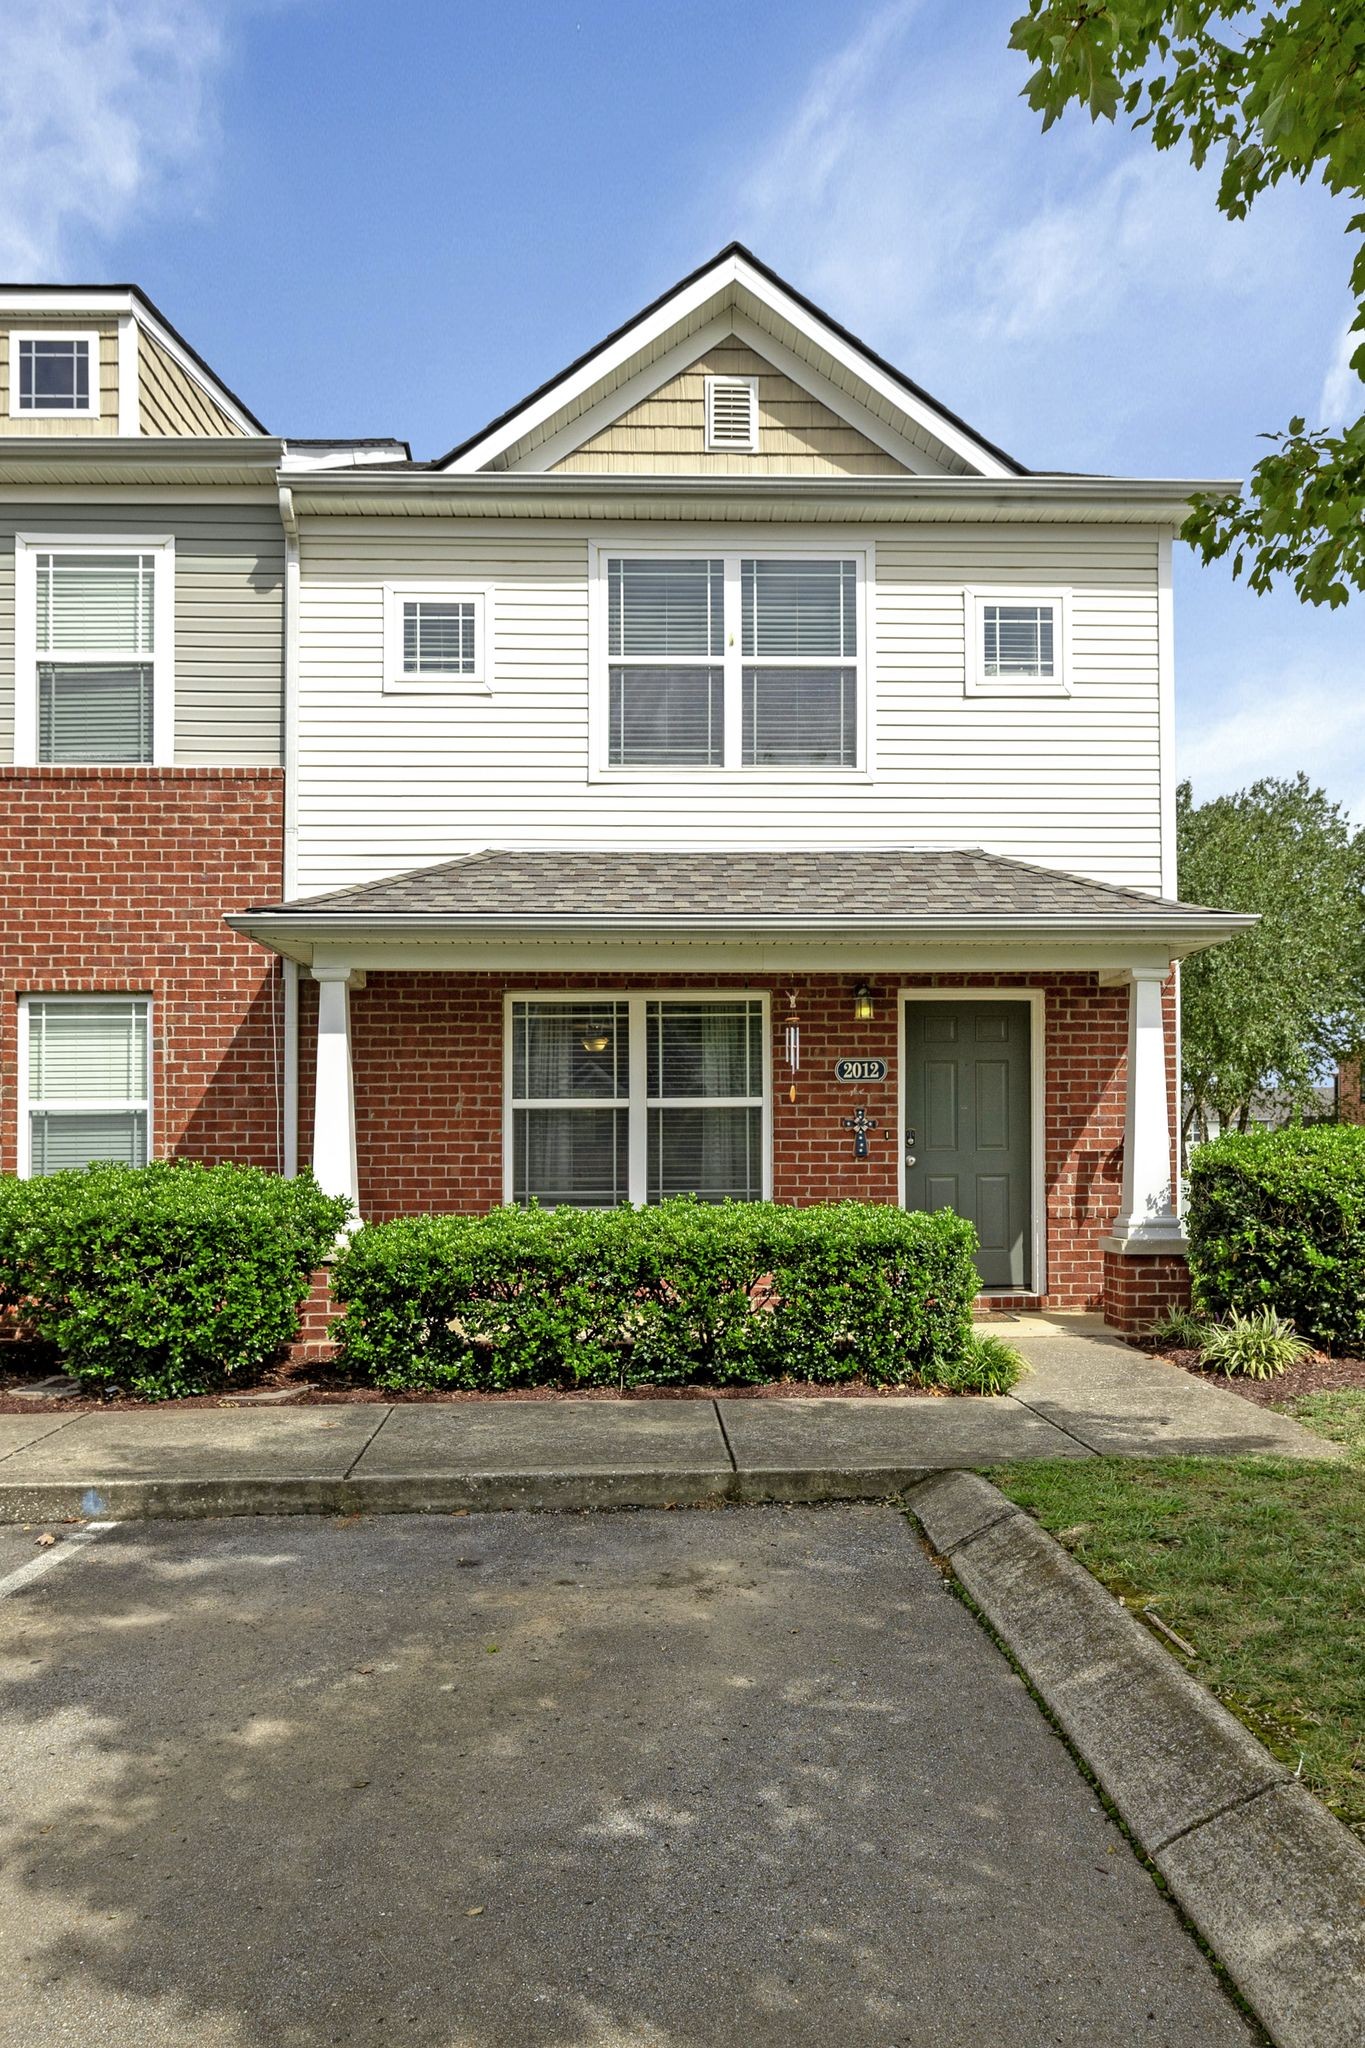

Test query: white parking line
[0,1521,119,1601]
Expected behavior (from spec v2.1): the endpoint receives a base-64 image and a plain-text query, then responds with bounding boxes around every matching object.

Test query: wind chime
[784,988,800,1104]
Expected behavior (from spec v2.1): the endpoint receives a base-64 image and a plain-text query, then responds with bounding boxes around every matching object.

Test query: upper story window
[13,536,174,765]
[600,548,867,772]
[704,375,758,452]
[965,589,1071,697]
[383,583,490,690]
[9,331,99,417]
[21,995,151,1176]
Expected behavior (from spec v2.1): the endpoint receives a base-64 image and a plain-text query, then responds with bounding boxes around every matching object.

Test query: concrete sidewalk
[0,1319,1334,1521]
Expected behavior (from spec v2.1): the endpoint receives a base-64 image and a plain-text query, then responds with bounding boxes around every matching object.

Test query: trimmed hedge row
[1186,1124,1365,1353]
[329,1199,983,1390]
[0,1163,349,1399]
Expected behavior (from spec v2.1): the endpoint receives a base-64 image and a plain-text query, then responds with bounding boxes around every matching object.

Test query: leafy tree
[1011,2,1365,605]
[1177,774,1365,1132]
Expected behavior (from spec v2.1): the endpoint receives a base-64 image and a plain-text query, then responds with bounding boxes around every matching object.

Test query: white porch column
[311,964,359,1220]
[1107,965,1183,1247]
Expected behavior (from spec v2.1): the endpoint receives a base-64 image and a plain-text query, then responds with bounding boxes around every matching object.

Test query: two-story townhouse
[0,285,401,1188]
[227,247,1249,1329]
[3,250,1250,1332]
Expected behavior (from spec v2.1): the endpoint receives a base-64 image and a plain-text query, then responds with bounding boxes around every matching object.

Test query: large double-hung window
[602,549,865,770]
[15,536,173,763]
[508,994,767,1207]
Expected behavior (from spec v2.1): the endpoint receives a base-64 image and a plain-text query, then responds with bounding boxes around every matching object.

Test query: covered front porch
[229,847,1252,1325]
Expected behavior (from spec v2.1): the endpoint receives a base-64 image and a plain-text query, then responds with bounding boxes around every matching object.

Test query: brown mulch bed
[1143,1343,1365,1409]
[0,1348,951,1415]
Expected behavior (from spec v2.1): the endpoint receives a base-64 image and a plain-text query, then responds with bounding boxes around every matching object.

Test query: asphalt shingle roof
[253,848,1234,926]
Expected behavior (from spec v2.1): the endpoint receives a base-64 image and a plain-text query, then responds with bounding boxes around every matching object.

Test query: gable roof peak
[437,243,1024,479]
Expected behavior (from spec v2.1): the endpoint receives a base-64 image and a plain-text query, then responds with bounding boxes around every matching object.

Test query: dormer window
[704,375,758,453]
[9,332,99,417]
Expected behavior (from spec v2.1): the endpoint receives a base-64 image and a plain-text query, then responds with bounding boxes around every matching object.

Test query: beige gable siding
[0,502,283,762]
[138,327,246,437]
[0,317,119,437]
[550,341,911,475]
[293,518,1164,899]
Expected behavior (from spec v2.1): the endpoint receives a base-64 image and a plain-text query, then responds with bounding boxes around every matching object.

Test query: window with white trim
[9,331,99,417]
[383,584,490,689]
[508,995,767,1207]
[33,550,156,761]
[965,589,1070,696]
[704,374,758,452]
[601,551,865,769]
[21,996,150,1176]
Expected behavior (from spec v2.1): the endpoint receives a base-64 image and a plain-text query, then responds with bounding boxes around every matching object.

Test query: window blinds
[26,998,150,1176]
[34,552,156,764]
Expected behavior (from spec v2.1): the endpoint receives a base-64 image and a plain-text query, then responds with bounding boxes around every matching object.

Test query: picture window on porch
[601,551,864,769]
[21,995,150,1176]
[508,994,767,1208]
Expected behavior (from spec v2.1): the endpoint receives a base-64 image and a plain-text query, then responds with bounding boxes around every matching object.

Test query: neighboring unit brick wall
[0,767,285,1172]
[297,966,1144,1310]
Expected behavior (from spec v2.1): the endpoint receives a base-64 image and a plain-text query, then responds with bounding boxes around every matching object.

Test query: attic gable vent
[704,374,758,453]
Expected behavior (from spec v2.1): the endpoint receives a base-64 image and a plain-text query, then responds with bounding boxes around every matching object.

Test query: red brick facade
[296,965,1174,1312]
[0,767,285,1173]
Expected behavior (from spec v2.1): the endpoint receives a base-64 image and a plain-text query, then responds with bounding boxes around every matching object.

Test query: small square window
[384,585,490,689]
[965,590,1070,696]
[10,332,99,417]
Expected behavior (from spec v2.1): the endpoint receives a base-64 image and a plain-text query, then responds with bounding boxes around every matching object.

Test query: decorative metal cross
[841,1104,879,1159]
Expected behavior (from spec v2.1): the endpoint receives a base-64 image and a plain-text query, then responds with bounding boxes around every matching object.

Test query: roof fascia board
[0,288,136,315]
[730,264,1011,478]
[446,254,741,472]
[231,910,1252,942]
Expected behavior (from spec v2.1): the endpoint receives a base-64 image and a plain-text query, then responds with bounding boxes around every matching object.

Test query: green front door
[903,1000,1032,1290]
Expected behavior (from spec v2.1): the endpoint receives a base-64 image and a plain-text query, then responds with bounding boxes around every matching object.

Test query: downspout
[279,482,300,1176]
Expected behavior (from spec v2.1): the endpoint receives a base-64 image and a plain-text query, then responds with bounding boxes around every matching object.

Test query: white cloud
[0,0,227,275]
[1318,312,1364,428]
[1178,665,1365,825]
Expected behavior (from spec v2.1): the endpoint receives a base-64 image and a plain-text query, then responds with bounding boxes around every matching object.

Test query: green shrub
[1198,1307,1313,1381]
[330,1198,981,1392]
[1146,1308,1212,1350]
[0,1163,349,1399]
[1186,1125,1365,1352]
[926,1331,1028,1396]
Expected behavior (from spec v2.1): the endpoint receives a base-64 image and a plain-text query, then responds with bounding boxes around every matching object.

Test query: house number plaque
[834,1057,888,1083]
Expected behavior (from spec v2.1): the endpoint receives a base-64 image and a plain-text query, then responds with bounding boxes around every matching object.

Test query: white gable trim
[509,308,945,477]
[446,251,1014,478]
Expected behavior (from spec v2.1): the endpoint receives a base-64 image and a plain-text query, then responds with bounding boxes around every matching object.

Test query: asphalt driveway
[0,1507,1260,2047]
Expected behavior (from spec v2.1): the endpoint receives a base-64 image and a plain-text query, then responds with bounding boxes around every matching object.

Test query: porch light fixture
[580,1028,611,1055]
[852,983,875,1022]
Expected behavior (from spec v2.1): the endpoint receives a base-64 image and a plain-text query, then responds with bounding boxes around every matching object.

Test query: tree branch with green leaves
[1011,1,1365,605]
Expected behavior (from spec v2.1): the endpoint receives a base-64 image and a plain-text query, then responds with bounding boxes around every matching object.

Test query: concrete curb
[909,1470,1365,2048]
[0,1463,942,1524]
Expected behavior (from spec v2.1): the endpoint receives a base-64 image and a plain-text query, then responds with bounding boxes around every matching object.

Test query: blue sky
[4,0,1363,818]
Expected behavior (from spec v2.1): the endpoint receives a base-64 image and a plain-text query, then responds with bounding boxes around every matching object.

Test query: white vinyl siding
[506,993,768,1207]
[21,996,151,1176]
[293,520,1165,896]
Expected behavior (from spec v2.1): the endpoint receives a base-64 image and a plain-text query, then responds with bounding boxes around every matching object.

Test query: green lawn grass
[1279,1387,1365,1458]
[988,1446,1365,1830]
